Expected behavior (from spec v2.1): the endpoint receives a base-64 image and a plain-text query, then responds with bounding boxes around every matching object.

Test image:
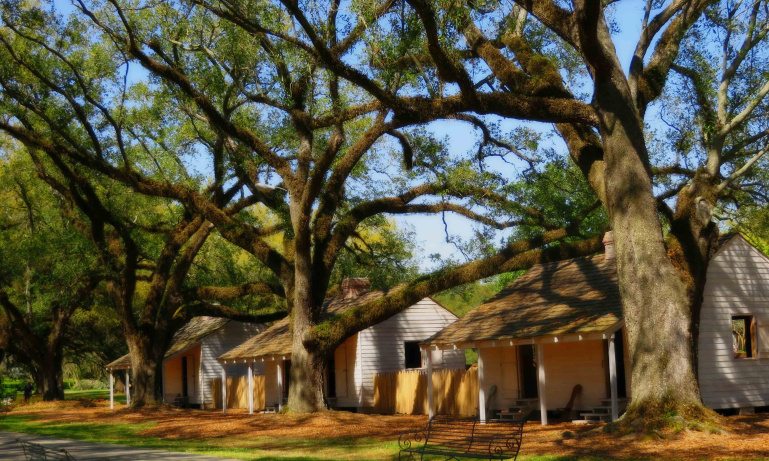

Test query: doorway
[182,357,188,398]
[518,345,538,399]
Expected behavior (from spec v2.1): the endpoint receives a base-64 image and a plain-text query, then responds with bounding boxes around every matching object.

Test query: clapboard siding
[257,297,462,410]
[350,298,465,408]
[199,321,266,408]
[698,235,769,409]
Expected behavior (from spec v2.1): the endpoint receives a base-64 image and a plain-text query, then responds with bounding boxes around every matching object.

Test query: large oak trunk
[592,66,704,423]
[126,339,165,407]
[286,223,327,413]
[41,353,64,401]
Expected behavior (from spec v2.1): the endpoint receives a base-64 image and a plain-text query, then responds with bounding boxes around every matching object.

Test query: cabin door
[182,356,197,399]
[518,345,538,399]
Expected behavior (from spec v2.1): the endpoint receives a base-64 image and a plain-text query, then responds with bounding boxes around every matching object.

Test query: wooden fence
[373,367,478,416]
[211,375,265,410]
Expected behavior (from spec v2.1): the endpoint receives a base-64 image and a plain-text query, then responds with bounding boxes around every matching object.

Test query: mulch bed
[8,401,769,459]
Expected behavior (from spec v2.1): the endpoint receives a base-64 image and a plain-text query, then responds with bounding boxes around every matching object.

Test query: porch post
[248,361,254,415]
[478,348,486,423]
[426,348,434,419]
[125,370,131,407]
[109,371,114,409]
[608,335,619,421]
[536,344,547,425]
[161,360,166,404]
[221,363,227,414]
[276,359,284,412]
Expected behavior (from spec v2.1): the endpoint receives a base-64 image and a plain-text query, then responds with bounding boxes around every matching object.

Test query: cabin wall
[698,236,769,410]
[200,321,266,408]
[477,347,519,410]
[541,341,605,411]
[351,298,464,409]
[162,344,201,404]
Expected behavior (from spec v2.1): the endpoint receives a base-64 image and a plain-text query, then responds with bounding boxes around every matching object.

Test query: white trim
[478,349,486,423]
[426,350,434,419]
[109,371,114,410]
[608,335,619,421]
[536,344,547,425]
[277,359,284,412]
[125,370,131,407]
[248,362,254,415]
[221,364,227,414]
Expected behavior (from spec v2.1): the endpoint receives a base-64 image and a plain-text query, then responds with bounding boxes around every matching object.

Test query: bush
[0,379,26,396]
[73,379,107,390]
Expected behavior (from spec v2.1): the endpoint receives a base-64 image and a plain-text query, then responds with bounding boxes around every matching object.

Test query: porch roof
[218,289,393,362]
[106,316,231,370]
[424,253,622,347]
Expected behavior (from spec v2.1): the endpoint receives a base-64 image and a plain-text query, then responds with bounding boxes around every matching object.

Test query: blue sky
[52,0,658,272]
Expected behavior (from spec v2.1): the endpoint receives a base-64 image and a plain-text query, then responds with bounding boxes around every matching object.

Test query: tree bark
[41,353,64,401]
[593,68,703,425]
[126,337,166,406]
[666,174,720,383]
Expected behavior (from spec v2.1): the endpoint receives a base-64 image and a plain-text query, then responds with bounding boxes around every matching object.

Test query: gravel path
[0,431,240,461]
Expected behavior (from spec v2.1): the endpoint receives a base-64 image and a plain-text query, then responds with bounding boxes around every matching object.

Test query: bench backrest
[18,439,75,460]
[424,416,524,458]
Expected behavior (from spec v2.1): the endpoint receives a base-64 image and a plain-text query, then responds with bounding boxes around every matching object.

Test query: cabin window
[404,341,422,369]
[732,316,755,359]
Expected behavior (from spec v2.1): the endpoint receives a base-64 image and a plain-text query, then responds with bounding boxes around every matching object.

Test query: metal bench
[398,416,524,460]
[16,438,77,460]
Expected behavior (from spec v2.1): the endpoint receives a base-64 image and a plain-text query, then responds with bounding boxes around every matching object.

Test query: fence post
[426,349,434,419]
[248,362,254,414]
[478,349,486,423]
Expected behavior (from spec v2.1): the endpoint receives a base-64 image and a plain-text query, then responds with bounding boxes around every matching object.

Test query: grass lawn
[2,396,768,460]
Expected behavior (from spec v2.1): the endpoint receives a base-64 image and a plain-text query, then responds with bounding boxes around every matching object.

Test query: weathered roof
[219,289,391,361]
[425,253,622,345]
[106,316,231,370]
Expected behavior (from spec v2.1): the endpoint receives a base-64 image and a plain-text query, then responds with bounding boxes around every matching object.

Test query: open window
[732,315,755,359]
[404,341,422,369]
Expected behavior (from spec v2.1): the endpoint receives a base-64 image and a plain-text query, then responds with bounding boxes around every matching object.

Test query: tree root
[603,397,725,436]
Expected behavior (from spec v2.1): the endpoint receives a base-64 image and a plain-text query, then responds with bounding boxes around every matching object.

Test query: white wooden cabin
[218,279,465,413]
[698,234,769,410]
[106,317,265,408]
[422,232,769,425]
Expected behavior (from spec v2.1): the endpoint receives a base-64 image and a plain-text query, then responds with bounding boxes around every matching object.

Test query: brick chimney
[603,231,615,261]
[342,278,371,299]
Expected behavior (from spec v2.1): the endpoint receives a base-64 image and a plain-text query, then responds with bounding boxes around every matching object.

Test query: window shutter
[758,317,769,359]
[334,345,348,397]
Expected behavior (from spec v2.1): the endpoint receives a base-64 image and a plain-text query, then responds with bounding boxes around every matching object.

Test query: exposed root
[604,397,725,436]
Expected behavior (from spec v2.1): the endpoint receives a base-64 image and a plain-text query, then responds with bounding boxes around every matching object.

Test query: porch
[422,321,630,425]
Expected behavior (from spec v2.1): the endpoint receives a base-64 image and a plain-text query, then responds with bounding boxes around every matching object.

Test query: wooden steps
[573,398,629,424]
[498,398,539,421]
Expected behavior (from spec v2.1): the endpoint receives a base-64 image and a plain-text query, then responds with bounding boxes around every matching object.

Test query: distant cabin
[106,316,265,408]
[421,232,769,425]
[218,278,465,412]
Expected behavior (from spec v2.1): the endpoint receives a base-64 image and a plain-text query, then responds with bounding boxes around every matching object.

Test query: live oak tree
[0,0,605,412]
[0,151,100,400]
[318,0,766,427]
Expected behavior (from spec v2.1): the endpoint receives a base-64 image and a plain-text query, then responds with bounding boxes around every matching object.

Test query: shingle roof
[425,254,622,345]
[106,316,231,370]
[219,289,391,361]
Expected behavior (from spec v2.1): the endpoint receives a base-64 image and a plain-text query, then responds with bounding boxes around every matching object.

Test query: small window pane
[732,316,754,359]
[404,342,422,369]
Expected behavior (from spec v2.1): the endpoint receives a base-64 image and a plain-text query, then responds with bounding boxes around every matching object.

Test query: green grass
[10,389,126,404]
[0,412,760,461]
